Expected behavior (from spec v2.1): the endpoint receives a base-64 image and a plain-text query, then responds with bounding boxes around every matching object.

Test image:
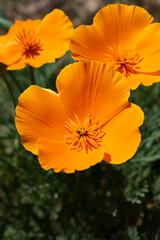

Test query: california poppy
[15,61,144,173]
[0,9,73,70]
[70,4,160,89]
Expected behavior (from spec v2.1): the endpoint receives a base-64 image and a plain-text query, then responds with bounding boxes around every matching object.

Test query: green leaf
[0,17,12,30]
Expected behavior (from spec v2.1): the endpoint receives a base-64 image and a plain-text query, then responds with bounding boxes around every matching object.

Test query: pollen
[64,114,105,153]
[105,47,144,78]
[15,29,43,59]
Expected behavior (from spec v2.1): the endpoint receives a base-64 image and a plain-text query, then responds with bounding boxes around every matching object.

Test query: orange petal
[56,61,130,125]
[103,103,144,164]
[7,56,26,70]
[134,23,160,72]
[8,19,41,37]
[26,54,55,68]
[0,42,23,66]
[128,72,160,89]
[36,9,73,59]
[127,74,141,90]
[38,138,104,173]
[71,146,104,172]
[70,25,107,62]
[15,85,68,155]
[93,4,153,47]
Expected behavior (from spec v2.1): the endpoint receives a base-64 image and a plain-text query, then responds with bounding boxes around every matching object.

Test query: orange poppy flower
[0,9,73,70]
[70,4,160,90]
[15,61,144,173]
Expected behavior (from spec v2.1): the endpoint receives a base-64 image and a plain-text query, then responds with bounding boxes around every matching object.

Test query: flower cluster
[1,4,160,173]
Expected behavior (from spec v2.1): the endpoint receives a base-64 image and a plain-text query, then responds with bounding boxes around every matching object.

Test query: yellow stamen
[64,114,105,153]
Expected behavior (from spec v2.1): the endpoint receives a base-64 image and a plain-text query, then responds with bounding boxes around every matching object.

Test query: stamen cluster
[105,47,144,77]
[64,114,105,153]
[16,29,43,59]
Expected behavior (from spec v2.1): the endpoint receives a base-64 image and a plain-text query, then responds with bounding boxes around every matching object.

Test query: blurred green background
[0,0,160,239]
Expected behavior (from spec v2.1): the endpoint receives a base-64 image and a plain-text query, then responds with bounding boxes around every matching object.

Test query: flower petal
[56,61,130,125]
[103,103,144,164]
[6,55,26,70]
[128,72,160,89]
[36,9,73,59]
[0,42,23,66]
[93,4,153,46]
[127,74,141,90]
[134,23,160,72]
[38,138,104,173]
[8,19,41,36]
[70,25,107,62]
[38,139,75,172]
[15,85,67,155]
[26,54,55,68]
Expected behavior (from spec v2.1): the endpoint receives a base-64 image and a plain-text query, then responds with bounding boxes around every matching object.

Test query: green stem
[29,66,36,85]
[8,71,23,93]
[3,75,16,108]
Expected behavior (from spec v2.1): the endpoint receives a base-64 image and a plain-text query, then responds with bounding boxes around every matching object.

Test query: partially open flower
[0,9,73,70]
[15,61,144,173]
[70,4,160,89]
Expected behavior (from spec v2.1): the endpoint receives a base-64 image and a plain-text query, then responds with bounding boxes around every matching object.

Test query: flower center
[105,48,144,77]
[64,114,105,153]
[16,29,43,59]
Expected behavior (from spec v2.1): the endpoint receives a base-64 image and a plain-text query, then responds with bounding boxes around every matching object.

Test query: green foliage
[127,227,140,240]
[0,17,12,30]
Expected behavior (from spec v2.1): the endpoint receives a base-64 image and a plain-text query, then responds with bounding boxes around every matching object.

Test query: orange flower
[70,4,160,89]
[15,61,144,173]
[0,9,73,70]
